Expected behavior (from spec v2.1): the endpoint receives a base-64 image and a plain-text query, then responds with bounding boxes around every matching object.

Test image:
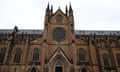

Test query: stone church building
[0,4,120,72]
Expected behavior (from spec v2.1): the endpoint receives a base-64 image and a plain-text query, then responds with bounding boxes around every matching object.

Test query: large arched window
[78,48,86,61]
[103,53,109,66]
[14,48,22,63]
[32,48,40,61]
[116,53,120,66]
[0,48,6,63]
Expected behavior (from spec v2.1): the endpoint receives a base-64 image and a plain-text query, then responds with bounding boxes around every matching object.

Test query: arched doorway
[55,61,63,72]
[55,66,63,72]
[31,68,36,72]
[81,68,87,72]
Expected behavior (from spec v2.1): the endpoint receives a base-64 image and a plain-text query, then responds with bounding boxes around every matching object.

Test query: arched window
[14,48,22,63]
[32,48,40,61]
[103,53,109,66]
[0,48,6,63]
[81,68,87,72]
[116,53,120,66]
[56,15,62,24]
[78,48,85,61]
[31,68,36,72]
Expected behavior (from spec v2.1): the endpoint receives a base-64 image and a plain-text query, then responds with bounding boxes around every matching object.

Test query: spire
[69,3,73,16]
[46,2,50,12]
[12,25,18,39]
[45,2,50,16]
[65,5,68,16]
[51,5,53,15]
[58,6,61,10]
[69,3,73,11]
[13,25,18,33]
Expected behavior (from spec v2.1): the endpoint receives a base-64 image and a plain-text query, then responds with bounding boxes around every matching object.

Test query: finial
[58,6,60,9]
[69,2,73,11]
[69,2,73,16]
[66,5,68,12]
[51,5,53,10]
[14,25,18,32]
[51,5,53,14]
[65,5,68,16]
[46,2,50,11]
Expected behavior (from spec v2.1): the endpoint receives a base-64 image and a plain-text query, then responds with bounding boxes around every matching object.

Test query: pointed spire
[51,5,53,15]
[58,6,61,10]
[46,2,50,12]
[66,5,68,11]
[69,3,73,16]
[45,2,50,16]
[69,2,73,12]
[12,25,18,38]
[65,5,68,16]
[13,25,18,33]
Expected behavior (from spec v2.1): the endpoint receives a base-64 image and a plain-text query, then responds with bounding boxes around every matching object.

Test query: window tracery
[53,27,66,42]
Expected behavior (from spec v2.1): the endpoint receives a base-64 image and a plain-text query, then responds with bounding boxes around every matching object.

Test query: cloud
[0,0,120,30]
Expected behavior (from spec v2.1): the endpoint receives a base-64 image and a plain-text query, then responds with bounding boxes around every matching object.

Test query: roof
[0,29,120,35]
[75,30,120,35]
[0,29,43,34]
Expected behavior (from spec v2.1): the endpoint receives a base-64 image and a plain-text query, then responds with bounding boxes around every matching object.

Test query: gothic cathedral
[0,4,120,72]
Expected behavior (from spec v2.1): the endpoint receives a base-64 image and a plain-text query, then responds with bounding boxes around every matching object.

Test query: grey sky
[0,0,120,30]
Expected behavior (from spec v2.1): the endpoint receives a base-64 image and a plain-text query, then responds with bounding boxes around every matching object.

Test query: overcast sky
[0,0,120,30]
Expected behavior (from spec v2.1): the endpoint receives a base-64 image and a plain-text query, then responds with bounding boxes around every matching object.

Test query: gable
[49,9,68,24]
[46,47,72,65]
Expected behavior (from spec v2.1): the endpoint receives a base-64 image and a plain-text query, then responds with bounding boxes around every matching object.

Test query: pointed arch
[14,48,22,63]
[102,53,109,66]
[55,66,63,72]
[81,68,87,72]
[28,67,40,72]
[55,60,64,72]
[78,48,86,61]
[79,67,89,72]
[55,60,63,65]
[116,53,120,66]
[32,48,40,61]
[0,48,6,63]
[31,67,36,72]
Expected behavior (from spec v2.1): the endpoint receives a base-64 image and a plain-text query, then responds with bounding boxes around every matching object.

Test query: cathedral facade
[0,4,120,72]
